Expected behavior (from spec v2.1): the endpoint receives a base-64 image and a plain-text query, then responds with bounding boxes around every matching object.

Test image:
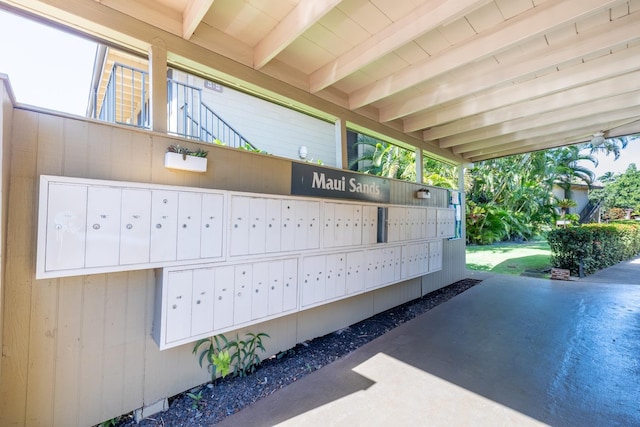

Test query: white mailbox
[213,266,234,329]
[429,240,443,272]
[282,259,298,312]
[191,268,215,336]
[267,261,284,315]
[426,208,437,239]
[251,262,269,320]
[230,196,250,256]
[265,199,282,253]
[325,253,346,300]
[233,264,252,324]
[302,255,325,307]
[85,186,121,268]
[165,270,193,344]
[200,193,224,259]
[346,251,364,295]
[43,183,88,272]
[150,190,178,262]
[120,188,151,265]
[249,197,267,255]
[280,199,295,252]
[177,192,203,261]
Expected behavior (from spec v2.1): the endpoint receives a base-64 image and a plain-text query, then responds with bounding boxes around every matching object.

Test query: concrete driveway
[217,258,640,426]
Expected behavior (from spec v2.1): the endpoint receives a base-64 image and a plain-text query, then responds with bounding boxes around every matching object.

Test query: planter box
[164,152,207,173]
[415,190,430,199]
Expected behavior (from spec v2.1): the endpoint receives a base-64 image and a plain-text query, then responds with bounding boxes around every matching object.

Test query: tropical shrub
[548,223,640,276]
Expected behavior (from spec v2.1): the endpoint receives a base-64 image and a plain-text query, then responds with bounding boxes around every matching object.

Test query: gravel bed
[116,278,481,426]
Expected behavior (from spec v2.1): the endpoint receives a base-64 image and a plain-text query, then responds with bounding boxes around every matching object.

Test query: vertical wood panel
[87,125,112,180]
[63,119,89,178]
[101,273,128,421]
[53,276,83,427]
[131,132,152,183]
[0,108,38,426]
[109,127,133,180]
[77,274,106,426]
[25,279,59,426]
[121,270,149,410]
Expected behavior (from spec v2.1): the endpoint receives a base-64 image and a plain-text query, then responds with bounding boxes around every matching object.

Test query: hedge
[547,222,640,277]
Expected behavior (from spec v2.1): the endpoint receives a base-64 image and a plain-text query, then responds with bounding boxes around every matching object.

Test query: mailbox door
[230,196,250,256]
[120,188,151,265]
[165,270,192,344]
[201,193,224,259]
[191,268,215,336]
[150,190,178,262]
[267,261,284,315]
[346,251,364,295]
[248,197,266,255]
[85,186,121,268]
[234,264,252,325]
[265,198,282,253]
[45,183,87,272]
[213,266,234,330]
[282,259,298,312]
[177,192,202,261]
[251,262,269,319]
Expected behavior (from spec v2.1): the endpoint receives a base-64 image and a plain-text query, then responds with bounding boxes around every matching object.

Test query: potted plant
[165,144,208,172]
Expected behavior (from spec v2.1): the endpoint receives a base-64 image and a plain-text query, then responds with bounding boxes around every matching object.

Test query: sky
[0,9,96,115]
[0,9,638,177]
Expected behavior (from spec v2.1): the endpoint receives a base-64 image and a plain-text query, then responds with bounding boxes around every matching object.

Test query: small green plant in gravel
[193,335,233,383]
[186,390,204,410]
[228,332,270,377]
[193,332,270,381]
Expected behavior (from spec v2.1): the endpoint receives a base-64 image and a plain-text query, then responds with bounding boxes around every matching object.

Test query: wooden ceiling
[4,0,640,164]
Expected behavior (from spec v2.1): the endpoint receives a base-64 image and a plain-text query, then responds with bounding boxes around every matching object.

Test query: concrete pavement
[216,259,640,426]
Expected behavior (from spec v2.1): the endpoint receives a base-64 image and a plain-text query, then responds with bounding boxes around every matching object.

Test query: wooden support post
[149,38,167,134]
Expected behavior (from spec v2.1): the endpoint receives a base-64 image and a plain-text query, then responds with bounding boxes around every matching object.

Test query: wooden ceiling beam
[387,11,640,125]
[406,43,640,133]
[348,0,622,109]
[454,109,640,157]
[308,0,488,93]
[182,0,214,40]
[439,91,640,148]
[424,72,640,141]
[467,118,636,161]
[253,0,343,70]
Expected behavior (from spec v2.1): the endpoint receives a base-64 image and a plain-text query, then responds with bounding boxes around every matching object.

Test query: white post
[415,148,423,184]
[335,117,348,169]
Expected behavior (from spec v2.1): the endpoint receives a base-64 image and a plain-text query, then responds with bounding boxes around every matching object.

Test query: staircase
[579,200,602,224]
[95,63,256,150]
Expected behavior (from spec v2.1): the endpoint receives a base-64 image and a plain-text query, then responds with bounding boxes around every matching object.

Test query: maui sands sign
[291,163,390,202]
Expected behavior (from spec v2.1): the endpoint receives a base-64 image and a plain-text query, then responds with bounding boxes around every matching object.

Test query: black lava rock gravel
[116,278,481,427]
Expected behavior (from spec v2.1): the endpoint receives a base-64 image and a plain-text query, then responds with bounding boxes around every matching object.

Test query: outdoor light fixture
[590,131,605,145]
[298,146,308,159]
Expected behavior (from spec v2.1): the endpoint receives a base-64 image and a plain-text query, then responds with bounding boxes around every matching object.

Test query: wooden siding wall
[0,76,15,386]
[0,107,465,426]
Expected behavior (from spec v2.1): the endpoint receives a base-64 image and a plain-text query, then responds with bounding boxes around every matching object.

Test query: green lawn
[466,241,552,276]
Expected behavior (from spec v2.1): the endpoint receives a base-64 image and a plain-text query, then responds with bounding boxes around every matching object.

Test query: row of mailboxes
[301,251,365,308]
[385,207,455,243]
[39,180,225,277]
[156,258,298,349]
[323,203,378,247]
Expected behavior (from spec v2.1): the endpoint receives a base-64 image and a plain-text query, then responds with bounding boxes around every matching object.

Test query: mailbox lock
[182,224,187,228]
[126,224,133,229]
[218,296,222,300]
[196,300,201,305]
[163,198,168,204]
[55,224,62,230]
[205,224,210,228]
[172,304,177,309]
[156,224,162,229]
[92,224,100,230]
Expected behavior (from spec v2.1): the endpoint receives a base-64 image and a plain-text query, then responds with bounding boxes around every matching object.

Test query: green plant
[193,332,270,381]
[98,417,120,427]
[167,144,209,159]
[186,390,204,410]
[228,332,270,377]
[193,335,232,383]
